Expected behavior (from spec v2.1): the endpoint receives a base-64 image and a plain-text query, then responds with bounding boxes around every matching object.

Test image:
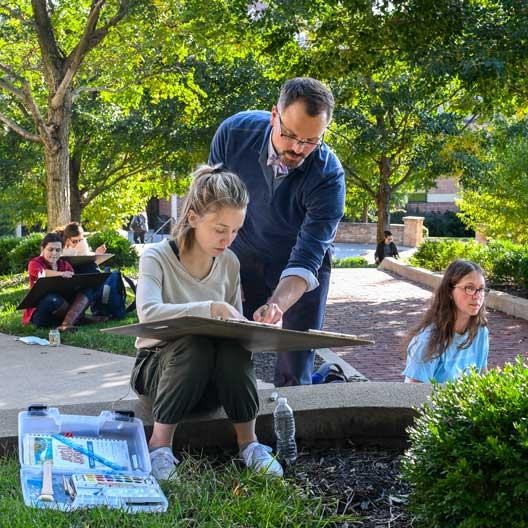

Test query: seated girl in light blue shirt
[403,260,489,383]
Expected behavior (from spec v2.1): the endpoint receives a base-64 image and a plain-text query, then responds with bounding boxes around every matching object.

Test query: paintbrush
[37,459,54,502]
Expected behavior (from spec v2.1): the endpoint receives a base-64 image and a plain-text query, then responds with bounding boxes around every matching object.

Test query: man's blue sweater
[209,111,345,282]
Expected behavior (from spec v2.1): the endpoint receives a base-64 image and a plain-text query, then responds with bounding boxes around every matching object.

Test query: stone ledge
[380,258,528,321]
[0,383,431,456]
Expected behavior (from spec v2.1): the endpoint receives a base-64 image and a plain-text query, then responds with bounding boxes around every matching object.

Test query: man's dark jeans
[235,249,332,387]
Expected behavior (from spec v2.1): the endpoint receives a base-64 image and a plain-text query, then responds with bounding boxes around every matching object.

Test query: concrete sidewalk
[0,335,136,410]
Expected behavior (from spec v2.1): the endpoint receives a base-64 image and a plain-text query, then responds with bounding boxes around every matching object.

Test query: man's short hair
[277,77,334,122]
[384,230,393,237]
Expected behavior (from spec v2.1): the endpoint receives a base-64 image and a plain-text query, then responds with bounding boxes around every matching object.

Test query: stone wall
[336,217,424,247]
[336,222,404,244]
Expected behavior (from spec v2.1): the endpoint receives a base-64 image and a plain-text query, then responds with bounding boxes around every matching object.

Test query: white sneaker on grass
[150,447,179,481]
[240,442,283,477]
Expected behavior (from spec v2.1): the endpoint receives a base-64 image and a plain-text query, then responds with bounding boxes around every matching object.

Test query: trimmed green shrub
[485,240,528,287]
[0,236,21,274]
[402,359,528,528]
[409,239,486,271]
[7,233,43,273]
[411,239,528,288]
[332,256,369,268]
[87,230,138,268]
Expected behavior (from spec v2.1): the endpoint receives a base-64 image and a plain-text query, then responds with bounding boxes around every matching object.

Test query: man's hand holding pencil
[253,302,283,326]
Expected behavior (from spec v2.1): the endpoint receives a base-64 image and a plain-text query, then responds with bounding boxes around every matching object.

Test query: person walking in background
[131,211,148,244]
[131,164,283,481]
[375,230,399,265]
[209,77,345,387]
[402,259,489,383]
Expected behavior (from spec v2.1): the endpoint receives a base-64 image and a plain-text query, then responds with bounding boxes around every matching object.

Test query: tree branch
[31,0,64,87]
[0,62,52,144]
[83,164,151,206]
[0,77,25,100]
[83,0,130,53]
[342,162,376,198]
[52,0,106,109]
[21,82,51,143]
[54,0,130,109]
[0,112,42,142]
[462,114,480,131]
[392,164,415,191]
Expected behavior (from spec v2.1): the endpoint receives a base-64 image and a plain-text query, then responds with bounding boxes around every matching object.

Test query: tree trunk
[44,93,72,229]
[375,157,392,243]
[361,202,369,223]
[69,146,83,223]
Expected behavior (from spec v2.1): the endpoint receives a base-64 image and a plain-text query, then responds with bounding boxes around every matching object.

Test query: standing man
[209,77,345,386]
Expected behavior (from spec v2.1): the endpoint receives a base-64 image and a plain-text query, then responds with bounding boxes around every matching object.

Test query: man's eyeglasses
[45,248,62,253]
[276,112,324,148]
[453,285,490,297]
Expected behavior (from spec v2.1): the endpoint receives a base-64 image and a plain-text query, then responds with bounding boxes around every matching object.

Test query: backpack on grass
[92,270,136,319]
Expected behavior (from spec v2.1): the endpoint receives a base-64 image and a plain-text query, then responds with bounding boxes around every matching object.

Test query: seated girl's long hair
[402,259,488,361]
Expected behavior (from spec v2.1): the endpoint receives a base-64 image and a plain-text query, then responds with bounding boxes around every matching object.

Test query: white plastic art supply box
[18,405,168,513]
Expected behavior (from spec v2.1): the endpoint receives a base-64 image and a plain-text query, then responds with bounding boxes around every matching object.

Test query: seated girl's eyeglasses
[453,285,490,296]
[70,237,84,245]
[277,112,323,147]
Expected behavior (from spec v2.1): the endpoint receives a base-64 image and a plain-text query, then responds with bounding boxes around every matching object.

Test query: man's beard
[277,148,306,169]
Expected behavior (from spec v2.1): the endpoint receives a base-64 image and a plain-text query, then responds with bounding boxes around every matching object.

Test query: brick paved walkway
[323,268,528,382]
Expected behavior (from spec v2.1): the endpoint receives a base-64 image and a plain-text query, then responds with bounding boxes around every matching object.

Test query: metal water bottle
[273,397,297,464]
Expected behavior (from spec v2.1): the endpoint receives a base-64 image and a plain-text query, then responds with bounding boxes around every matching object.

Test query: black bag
[311,362,351,384]
[92,270,136,319]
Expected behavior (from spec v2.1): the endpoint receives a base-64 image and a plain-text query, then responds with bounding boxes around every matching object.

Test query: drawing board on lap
[101,315,372,353]
[61,254,114,266]
[17,273,110,310]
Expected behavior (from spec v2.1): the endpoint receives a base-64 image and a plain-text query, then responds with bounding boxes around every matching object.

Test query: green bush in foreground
[88,230,138,268]
[402,359,528,528]
[332,256,369,268]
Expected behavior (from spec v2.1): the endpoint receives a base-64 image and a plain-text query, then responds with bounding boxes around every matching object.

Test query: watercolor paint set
[18,405,168,513]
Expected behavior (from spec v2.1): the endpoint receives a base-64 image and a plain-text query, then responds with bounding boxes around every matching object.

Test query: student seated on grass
[130,164,283,481]
[402,259,489,383]
[22,232,94,332]
[374,230,399,265]
[58,222,106,274]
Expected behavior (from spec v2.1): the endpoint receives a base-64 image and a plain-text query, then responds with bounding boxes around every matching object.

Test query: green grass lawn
[0,453,355,527]
[0,272,138,356]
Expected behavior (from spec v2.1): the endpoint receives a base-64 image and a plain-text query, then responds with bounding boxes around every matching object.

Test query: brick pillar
[475,230,488,245]
[403,216,424,247]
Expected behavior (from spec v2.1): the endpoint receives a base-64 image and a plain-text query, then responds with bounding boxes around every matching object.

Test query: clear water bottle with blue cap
[273,397,297,464]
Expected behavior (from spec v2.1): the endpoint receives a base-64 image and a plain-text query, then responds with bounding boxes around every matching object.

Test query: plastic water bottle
[273,397,297,464]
